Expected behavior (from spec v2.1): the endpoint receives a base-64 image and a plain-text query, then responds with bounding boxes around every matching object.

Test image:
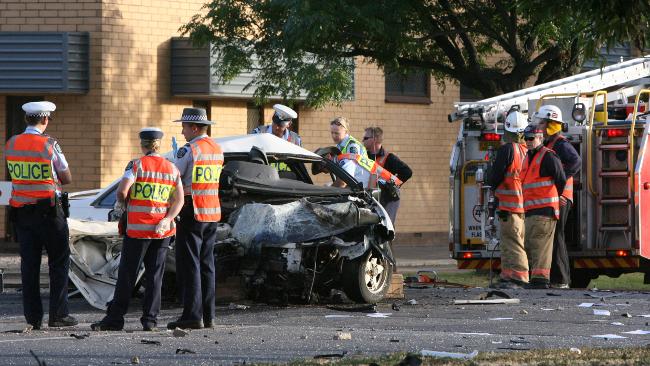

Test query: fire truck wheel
[342,249,392,303]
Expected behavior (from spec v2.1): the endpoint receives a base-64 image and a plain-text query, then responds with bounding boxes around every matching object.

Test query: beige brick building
[0,0,461,245]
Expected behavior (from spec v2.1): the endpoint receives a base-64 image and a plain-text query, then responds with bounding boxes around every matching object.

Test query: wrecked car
[69,133,395,309]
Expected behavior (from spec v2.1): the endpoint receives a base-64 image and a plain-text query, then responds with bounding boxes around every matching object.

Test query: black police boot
[90,321,123,331]
[166,319,203,330]
[48,315,78,327]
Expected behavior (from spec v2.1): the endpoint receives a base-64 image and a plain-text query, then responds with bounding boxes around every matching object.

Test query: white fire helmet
[534,104,563,123]
[504,111,528,133]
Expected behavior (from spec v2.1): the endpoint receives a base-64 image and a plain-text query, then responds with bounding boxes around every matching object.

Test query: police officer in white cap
[91,128,184,331]
[5,101,77,329]
[168,108,224,330]
[251,104,302,146]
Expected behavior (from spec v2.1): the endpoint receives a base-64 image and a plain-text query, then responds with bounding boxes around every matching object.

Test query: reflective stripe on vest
[521,147,560,219]
[190,137,223,222]
[340,135,368,157]
[495,143,526,213]
[5,134,56,207]
[337,153,403,186]
[546,135,574,201]
[375,151,390,167]
[126,155,179,239]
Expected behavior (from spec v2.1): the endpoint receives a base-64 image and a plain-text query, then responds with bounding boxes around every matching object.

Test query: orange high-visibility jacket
[495,143,527,213]
[336,153,403,187]
[5,134,58,207]
[521,146,560,219]
[126,155,179,239]
[189,137,223,222]
[546,135,574,201]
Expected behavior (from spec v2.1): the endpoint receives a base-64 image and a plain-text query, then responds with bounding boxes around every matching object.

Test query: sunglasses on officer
[363,136,373,141]
[524,136,536,141]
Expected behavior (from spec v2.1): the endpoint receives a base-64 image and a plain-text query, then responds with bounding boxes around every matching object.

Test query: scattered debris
[593,309,611,316]
[611,322,625,326]
[325,314,354,318]
[173,328,188,337]
[70,333,90,339]
[420,349,479,359]
[455,332,491,336]
[29,350,46,366]
[175,348,196,354]
[334,332,352,340]
[497,347,530,351]
[228,303,250,310]
[313,351,347,359]
[479,290,511,300]
[586,292,622,299]
[406,299,418,305]
[326,304,377,313]
[622,313,632,318]
[391,303,401,311]
[300,335,308,340]
[130,356,140,364]
[489,317,513,321]
[390,338,400,343]
[140,339,161,345]
[3,328,31,334]
[366,313,391,318]
[569,347,581,354]
[454,290,519,305]
[622,330,650,335]
[546,292,561,296]
[491,341,503,344]
[637,314,650,318]
[541,308,560,311]
[578,303,594,307]
[591,334,627,339]
[519,309,528,315]
[510,338,530,344]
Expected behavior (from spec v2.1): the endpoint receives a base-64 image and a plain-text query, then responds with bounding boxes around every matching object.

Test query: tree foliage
[181,0,650,107]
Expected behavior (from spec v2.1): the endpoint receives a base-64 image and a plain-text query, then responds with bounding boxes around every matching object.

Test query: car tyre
[342,249,392,303]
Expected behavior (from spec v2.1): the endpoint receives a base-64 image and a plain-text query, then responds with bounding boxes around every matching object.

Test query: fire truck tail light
[481,133,501,141]
[615,250,630,257]
[461,252,474,259]
[605,129,627,138]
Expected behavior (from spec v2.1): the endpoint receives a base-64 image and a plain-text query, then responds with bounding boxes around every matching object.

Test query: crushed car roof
[214,134,320,159]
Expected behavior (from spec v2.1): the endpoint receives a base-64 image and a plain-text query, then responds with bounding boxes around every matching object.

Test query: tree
[180,0,650,107]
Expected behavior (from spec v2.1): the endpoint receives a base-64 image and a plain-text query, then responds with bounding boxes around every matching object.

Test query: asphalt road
[0,286,649,365]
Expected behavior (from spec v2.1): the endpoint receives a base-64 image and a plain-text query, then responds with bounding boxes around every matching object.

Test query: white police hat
[272,104,297,123]
[139,127,163,140]
[22,101,56,117]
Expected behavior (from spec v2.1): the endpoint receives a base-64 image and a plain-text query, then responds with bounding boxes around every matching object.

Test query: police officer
[487,112,528,289]
[329,117,368,188]
[363,126,412,225]
[5,101,77,329]
[91,128,184,331]
[534,104,581,289]
[168,108,223,330]
[251,104,302,146]
[521,125,566,289]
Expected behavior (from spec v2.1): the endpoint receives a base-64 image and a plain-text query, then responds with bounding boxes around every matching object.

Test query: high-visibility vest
[189,137,223,222]
[521,147,560,219]
[495,143,527,213]
[375,151,391,167]
[339,135,368,158]
[546,135,574,201]
[126,155,179,239]
[337,153,403,187]
[5,133,58,208]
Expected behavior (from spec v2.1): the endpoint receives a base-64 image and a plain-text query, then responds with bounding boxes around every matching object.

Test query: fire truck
[449,56,650,287]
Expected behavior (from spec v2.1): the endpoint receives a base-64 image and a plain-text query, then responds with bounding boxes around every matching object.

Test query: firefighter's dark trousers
[524,215,556,282]
[550,202,571,285]
[498,212,529,283]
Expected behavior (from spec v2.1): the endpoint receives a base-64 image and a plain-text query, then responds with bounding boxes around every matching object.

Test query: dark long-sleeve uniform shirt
[525,147,567,218]
[546,135,581,178]
[368,147,413,183]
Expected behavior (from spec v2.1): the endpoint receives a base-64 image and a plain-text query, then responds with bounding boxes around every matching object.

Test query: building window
[247,103,263,133]
[385,69,431,104]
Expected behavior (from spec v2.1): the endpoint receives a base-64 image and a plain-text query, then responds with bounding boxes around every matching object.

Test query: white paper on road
[637,314,650,318]
[366,313,392,318]
[325,315,354,318]
[622,330,650,335]
[591,334,627,339]
[578,303,594,307]
[593,309,611,316]
[489,317,513,321]
[610,322,625,326]
[455,332,491,336]
[420,350,479,359]
[541,308,558,311]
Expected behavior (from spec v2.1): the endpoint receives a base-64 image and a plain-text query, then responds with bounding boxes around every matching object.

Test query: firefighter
[250,104,301,146]
[521,125,566,289]
[5,101,77,330]
[168,108,224,330]
[534,104,582,288]
[91,128,184,331]
[363,126,412,225]
[487,111,529,289]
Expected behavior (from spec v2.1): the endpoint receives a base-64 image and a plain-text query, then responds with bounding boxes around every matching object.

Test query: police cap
[139,127,163,140]
[22,101,56,117]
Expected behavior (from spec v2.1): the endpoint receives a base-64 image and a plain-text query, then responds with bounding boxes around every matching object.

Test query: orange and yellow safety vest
[189,137,223,222]
[521,146,560,219]
[495,143,527,213]
[5,134,58,207]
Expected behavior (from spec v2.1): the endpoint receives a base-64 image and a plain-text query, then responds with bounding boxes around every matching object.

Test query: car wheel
[342,249,392,303]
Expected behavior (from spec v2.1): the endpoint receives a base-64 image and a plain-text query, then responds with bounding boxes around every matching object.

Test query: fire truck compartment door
[635,120,650,259]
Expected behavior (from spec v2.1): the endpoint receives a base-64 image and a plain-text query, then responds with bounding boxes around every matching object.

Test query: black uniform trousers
[175,201,217,324]
[101,235,169,328]
[13,203,70,325]
[550,202,572,285]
